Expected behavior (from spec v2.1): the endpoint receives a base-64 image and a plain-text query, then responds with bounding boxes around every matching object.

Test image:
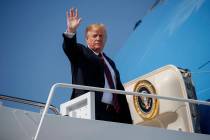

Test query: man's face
[86,28,106,53]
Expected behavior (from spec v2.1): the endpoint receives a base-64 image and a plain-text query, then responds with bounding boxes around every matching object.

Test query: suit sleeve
[62,33,83,63]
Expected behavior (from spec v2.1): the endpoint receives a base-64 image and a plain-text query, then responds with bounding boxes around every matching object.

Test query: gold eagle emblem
[133,80,159,119]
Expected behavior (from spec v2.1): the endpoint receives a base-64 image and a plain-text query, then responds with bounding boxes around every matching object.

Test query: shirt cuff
[63,31,75,38]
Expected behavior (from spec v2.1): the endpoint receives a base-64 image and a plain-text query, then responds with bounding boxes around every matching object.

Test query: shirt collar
[87,45,102,56]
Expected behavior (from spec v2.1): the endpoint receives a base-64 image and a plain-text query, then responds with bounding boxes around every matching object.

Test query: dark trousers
[95,102,121,123]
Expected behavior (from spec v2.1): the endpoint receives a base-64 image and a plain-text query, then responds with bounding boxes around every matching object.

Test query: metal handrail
[0,94,60,115]
[34,83,210,140]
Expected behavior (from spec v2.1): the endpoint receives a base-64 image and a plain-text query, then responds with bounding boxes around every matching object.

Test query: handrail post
[34,83,59,140]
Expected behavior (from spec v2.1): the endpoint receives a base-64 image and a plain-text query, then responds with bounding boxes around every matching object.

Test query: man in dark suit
[62,8,132,124]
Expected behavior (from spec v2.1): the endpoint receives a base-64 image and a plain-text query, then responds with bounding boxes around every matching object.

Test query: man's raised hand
[66,8,82,33]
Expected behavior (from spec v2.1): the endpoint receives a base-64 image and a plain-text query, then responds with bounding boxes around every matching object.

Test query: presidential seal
[133,80,159,120]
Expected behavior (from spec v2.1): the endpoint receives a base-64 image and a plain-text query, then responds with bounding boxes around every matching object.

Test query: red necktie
[99,53,120,113]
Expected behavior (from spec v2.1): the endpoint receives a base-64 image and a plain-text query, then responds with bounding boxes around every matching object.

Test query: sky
[0,0,155,109]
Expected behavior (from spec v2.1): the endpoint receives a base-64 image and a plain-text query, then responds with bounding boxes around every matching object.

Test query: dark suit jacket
[62,33,132,123]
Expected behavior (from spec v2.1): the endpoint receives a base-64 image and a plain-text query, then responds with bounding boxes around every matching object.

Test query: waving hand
[66,8,82,33]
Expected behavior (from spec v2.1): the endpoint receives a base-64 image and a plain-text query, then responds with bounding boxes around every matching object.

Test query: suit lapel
[103,53,117,73]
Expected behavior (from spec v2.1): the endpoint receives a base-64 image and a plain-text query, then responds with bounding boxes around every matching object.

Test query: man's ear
[85,36,89,45]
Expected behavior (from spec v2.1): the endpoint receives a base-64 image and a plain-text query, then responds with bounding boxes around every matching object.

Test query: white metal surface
[125,65,195,132]
[1,106,210,140]
[60,92,95,119]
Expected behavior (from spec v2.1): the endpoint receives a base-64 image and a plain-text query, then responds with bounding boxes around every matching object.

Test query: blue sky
[0,0,155,108]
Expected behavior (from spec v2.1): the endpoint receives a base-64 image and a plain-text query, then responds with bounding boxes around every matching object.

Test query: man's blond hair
[85,23,107,39]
